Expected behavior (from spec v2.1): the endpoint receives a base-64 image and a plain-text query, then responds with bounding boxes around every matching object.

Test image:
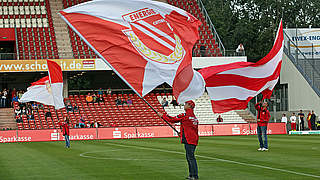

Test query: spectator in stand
[26,102,32,111]
[45,110,52,121]
[255,101,270,151]
[11,88,16,98]
[21,106,27,115]
[95,121,102,128]
[216,115,223,123]
[18,90,24,99]
[115,97,122,107]
[127,98,133,106]
[1,89,8,108]
[27,112,34,121]
[307,111,312,130]
[310,110,316,130]
[31,102,38,110]
[236,43,245,55]
[15,106,22,116]
[98,88,103,96]
[298,110,305,131]
[73,104,78,112]
[170,96,179,109]
[90,121,95,128]
[96,94,104,103]
[38,103,44,110]
[290,113,297,131]
[107,88,112,94]
[86,121,91,128]
[11,95,19,106]
[157,100,199,180]
[66,102,73,113]
[59,117,71,148]
[92,93,97,103]
[15,115,22,123]
[79,116,85,128]
[161,97,168,108]
[122,98,127,106]
[86,93,93,104]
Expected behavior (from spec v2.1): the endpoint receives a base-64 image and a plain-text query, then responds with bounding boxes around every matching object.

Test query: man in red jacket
[59,117,70,148]
[255,101,270,151]
[157,100,199,180]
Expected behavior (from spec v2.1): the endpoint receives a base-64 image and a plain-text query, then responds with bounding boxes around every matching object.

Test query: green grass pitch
[0,135,319,180]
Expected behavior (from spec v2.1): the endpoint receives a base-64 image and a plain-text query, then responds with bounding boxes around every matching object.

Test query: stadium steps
[234,110,256,123]
[49,0,73,59]
[159,93,247,124]
[0,108,16,130]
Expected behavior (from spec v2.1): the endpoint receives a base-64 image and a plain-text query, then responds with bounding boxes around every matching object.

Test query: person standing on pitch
[59,117,70,148]
[290,113,297,131]
[255,100,270,151]
[298,110,305,131]
[157,100,199,180]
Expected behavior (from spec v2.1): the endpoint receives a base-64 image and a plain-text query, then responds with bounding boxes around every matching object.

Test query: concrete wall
[280,54,320,115]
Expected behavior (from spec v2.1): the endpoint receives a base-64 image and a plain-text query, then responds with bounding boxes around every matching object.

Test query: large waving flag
[19,60,65,109]
[199,21,284,113]
[59,0,205,103]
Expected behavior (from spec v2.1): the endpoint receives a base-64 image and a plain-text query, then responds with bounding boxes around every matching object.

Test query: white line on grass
[101,142,320,179]
[80,149,213,162]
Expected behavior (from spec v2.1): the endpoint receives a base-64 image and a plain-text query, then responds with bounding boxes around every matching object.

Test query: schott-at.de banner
[0,123,286,143]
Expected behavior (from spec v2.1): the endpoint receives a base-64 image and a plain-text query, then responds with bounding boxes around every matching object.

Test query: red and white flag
[199,21,284,113]
[59,0,205,103]
[19,60,65,109]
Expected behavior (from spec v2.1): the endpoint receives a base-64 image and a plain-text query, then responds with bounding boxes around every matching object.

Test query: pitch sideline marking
[102,142,320,179]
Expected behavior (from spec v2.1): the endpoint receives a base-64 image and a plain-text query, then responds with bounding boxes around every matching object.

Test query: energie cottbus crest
[122,8,186,64]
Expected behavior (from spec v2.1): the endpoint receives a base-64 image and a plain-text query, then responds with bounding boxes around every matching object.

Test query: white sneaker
[262,148,269,151]
[257,148,263,151]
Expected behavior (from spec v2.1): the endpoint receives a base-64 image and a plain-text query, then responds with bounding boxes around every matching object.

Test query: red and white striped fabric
[59,0,205,103]
[199,21,284,113]
[19,60,65,109]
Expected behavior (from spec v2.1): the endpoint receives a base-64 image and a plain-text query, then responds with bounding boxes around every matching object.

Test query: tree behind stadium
[203,0,320,62]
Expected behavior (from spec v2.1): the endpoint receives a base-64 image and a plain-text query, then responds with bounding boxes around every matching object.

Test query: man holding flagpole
[59,117,71,148]
[157,100,199,180]
[19,60,67,147]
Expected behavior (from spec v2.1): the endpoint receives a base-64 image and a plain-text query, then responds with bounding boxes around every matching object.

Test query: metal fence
[197,0,225,56]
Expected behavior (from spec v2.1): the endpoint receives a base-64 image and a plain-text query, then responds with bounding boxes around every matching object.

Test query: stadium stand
[167,0,223,57]
[61,0,98,59]
[0,0,59,59]
[0,0,223,59]
[13,91,248,130]
[60,0,223,58]
[13,92,169,130]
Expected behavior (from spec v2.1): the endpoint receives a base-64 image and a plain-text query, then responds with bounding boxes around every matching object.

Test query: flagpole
[59,14,180,135]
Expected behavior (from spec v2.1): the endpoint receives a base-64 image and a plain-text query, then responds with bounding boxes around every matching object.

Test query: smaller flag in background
[20,60,65,110]
[199,20,284,113]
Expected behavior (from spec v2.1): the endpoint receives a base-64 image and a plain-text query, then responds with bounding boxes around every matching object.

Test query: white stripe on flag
[137,20,176,44]
[218,46,283,78]
[131,22,175,51]
[207,78,279,101]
